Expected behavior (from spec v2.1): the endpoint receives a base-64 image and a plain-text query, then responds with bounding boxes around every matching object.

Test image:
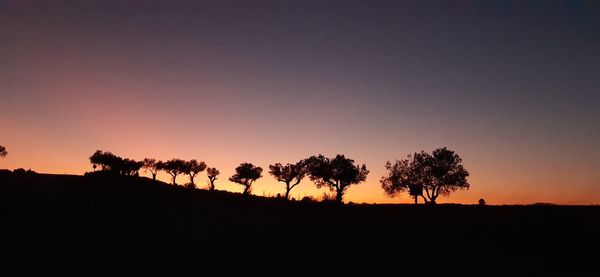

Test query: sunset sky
[1,0,599,204]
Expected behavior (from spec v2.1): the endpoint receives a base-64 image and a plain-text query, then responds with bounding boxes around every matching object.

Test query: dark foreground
[1,171,598,275]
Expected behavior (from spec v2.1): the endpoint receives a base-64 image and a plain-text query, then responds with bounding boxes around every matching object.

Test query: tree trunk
[414,195,418,205]
[209,180,215,191]
[243,185,250,196]
[336,189,343,203]
[285,188,291,200]
[190,175,195,185]
[152,173,156,181]
[172,175,177,185]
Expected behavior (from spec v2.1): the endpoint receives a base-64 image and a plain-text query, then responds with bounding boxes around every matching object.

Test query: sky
[1,0,599,205]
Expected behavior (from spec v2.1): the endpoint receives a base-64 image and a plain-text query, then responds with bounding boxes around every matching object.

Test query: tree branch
[290,179,301,190]
[433,184,441,198]
[424,186,433,202]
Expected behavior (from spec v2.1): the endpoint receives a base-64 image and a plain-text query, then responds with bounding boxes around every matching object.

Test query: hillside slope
[1,171,598,275]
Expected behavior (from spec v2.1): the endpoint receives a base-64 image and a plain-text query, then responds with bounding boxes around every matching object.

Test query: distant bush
[479,198,486,206]
[300,196,315,203]
[320,192,337,203]
[184,183,197,189]
[13,168,36,175]
[531,202,557,206]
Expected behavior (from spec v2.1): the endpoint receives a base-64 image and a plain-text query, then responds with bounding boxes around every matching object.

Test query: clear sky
[1,0,599,204]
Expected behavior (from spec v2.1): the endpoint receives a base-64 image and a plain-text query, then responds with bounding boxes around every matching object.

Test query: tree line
[87,147,470,204]
[1,145,470,204]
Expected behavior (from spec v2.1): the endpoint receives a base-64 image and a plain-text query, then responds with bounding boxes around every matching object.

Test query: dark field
[1,171,598,275]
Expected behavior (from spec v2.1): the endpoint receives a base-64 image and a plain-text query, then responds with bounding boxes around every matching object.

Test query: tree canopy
[142,158,161,180]
[161,159,187,185]
[381,147,469,204]
[304,154,369,203]
[229,163,263,195]
[269,161,308,200]
[424,147,470,204]
[381,153,428,204]
[182,159,207,188]
[89,150,143,176]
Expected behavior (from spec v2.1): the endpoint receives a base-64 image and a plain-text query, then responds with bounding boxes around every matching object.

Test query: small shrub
[300,196,314,203]
[320,192,337,203]
[184,183,197,189]
[13,168,36,175]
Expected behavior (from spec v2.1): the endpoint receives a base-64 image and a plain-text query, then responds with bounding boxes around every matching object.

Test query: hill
[1,171,598,275]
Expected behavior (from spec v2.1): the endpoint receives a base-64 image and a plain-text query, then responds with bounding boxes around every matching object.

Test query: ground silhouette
[0,170,598,275]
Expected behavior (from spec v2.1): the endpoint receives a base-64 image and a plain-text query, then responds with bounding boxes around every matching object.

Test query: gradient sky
[1,0,599,204]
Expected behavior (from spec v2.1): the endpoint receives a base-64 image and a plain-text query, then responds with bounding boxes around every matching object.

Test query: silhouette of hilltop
[0,171,598,275]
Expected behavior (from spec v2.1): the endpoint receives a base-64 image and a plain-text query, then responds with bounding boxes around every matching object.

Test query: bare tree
[304,154,369,203]
[229,163,262,196]
[269,161,307,200]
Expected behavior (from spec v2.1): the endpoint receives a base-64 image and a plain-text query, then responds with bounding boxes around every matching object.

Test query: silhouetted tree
[89,150,142,176]
[207,167,220,190]
[142,158,161,180]
[422,148,470,204]
[90,150,114,171]
[0,145,7,158]
[121,158,144,176]
[381,148,469,205]
[156,160,165,172]
[229,163,262,196]
[269,161,308,200]
[479,198,486,206]
[381,154,428,204]
[162,159,187,185]
[182,159,207,187]
[304,154,369,203]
